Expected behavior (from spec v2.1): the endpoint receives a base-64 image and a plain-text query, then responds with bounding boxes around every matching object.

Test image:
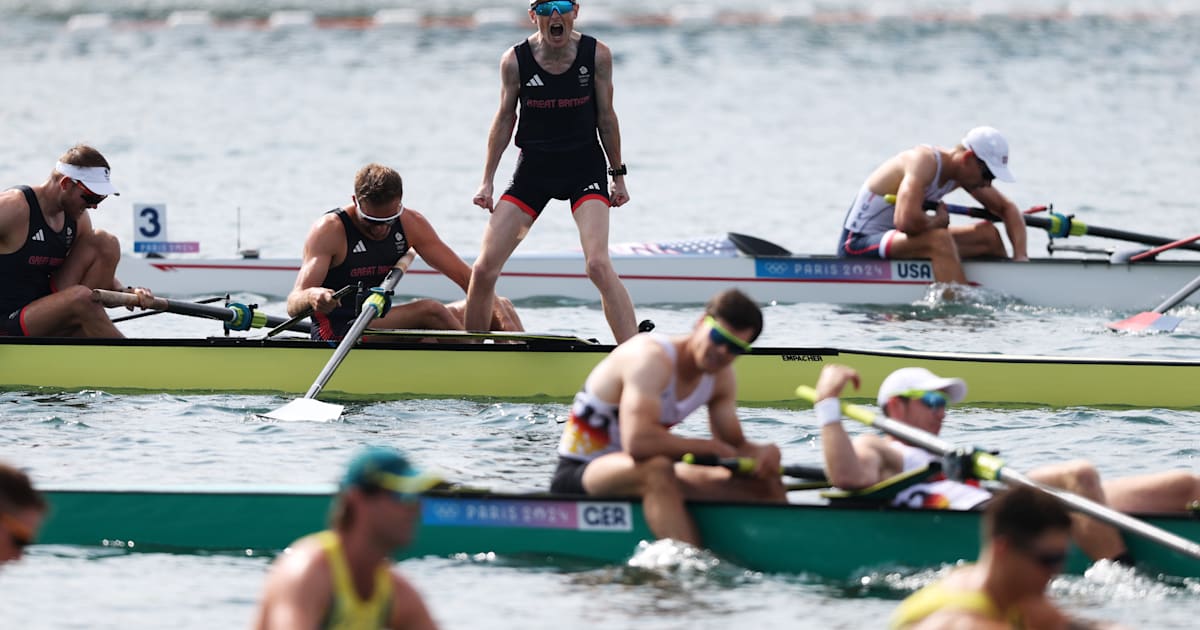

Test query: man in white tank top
[812,364,1200,565]
[837,126,1029,285]
[550,288,786,546]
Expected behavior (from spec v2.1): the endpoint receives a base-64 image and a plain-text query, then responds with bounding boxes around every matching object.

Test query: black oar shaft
[93,289,306,332]
[681,453,828,481]
[941,202,1200,253]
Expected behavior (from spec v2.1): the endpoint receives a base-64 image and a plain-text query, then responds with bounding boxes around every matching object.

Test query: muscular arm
[891,149,946,235]
[402,209,471,293]
[614,341,737,461]
[473,49,521,211]
[968,186,1028,260]
[814,364,897,489]
[0,189,27,254]
[593,40,628,207]
[707,368,781,478]
[286,216,344,317]
[256,546,333,630]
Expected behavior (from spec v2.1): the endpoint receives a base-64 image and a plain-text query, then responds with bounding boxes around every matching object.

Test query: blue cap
[341,447,440,498]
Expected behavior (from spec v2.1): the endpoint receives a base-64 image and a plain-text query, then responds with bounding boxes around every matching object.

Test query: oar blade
[1106,312,1184,333]
[260,398,344,422]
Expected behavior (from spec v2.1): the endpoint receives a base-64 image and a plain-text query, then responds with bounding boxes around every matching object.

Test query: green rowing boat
[38,486,1200,580]
[3,336,1199,408]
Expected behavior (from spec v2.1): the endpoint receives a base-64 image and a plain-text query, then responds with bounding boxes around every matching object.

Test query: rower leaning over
[550,288,785,546]
[813,363,1200,564]
[0,144,153,337]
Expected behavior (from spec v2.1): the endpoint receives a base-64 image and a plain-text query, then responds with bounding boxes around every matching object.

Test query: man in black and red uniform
[287,163,523,341]
[466,0,636,343]
[0,144,152,338]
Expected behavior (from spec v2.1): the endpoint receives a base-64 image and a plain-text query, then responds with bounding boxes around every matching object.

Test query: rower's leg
[950,221,1007,259]
[583,454,701,546]
[573,199,636,343]
[886,229,968,285]
[375,299,463,331]
[53,228,121,290]
[1028,459,1128,561]
[20,285,123,338]
[465,203,531,332]
[1103,471,1200,513]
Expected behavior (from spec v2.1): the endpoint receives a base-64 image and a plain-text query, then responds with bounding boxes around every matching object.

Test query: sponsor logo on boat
[421,497,632,532]
[894,261,933,280]
[754,259,934,282]
[781,354,825,362]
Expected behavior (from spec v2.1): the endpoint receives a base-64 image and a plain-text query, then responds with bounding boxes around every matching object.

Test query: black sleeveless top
[513,34,599,152]
[310,209,410,341]
[0,186,77,313]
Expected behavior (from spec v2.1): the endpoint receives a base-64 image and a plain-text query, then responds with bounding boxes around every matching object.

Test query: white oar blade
[260,398,344,422]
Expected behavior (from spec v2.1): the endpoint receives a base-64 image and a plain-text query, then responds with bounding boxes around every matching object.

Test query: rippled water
[2,3,1199,628]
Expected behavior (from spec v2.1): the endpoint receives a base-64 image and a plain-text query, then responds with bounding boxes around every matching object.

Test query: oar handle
[681,453,828,481]
[92,288,169,311]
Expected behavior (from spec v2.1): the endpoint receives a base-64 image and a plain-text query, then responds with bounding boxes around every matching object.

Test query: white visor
[55,161,120,196]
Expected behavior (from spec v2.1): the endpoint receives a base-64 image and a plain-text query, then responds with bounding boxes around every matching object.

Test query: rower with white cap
[836,126,1028,286]
[0,144,153,337]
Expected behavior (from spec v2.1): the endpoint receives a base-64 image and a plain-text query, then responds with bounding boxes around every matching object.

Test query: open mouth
[550,23,564,36]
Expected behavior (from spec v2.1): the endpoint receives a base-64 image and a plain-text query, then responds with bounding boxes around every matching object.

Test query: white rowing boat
[117,233,1200,309]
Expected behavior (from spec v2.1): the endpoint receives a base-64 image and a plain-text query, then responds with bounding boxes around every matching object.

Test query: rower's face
[892,392,948,435]
[530,1,576,44]
[1008,530,1070,593]
[353,196,402,240]
[696,316,753,372]
[370,493,421,549]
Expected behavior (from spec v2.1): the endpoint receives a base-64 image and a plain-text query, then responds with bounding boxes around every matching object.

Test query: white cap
[55,161,120,196]
[877,367,967,408]
[961,126,1015,183]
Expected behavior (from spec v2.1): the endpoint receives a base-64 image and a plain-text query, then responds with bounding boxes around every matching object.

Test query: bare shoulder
[388,571,437,629]
[907,610,1009,630]
[266,535,330,583]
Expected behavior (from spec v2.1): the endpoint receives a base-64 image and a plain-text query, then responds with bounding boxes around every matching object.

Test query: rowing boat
[37,486,1200,580]
[3,336,1199,408]
[117,233,1200,309]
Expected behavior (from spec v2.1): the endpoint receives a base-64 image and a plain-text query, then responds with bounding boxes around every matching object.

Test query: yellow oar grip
[884,194,897,204]
[795,385,876,426]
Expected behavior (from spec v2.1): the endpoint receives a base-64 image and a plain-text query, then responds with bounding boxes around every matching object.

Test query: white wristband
[815,397,843,426]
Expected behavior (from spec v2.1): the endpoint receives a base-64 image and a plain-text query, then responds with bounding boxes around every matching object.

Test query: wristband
[815,397,843,426]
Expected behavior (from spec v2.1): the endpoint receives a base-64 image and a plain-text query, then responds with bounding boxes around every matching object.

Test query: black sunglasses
[975,157,995,182]
[73,179,107,205]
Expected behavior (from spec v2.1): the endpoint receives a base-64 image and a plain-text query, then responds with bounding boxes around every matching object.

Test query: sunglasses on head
[355,199,404,225]
[73,179,107,205]
[897,389,948,410]
[975,157,995,182]
[1,513,34,550]
[532,0,576,16]
[704,315,752,355]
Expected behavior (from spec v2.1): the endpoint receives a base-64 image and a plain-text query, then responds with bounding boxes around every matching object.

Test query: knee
[583,255,616,284]
[470,259,501,286]
[90,229,122,262]
[638,456,680,493]
[1064,460,1103,492]
[61,285,103,315]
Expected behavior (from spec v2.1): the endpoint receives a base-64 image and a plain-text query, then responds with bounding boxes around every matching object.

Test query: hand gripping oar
[263,250,416,422]
[681,453,828,481]
[256,285,357,340]
[936,200,1200,253]
[93,290,308,334]
[795,385,1200,563]
[1106,273,1200,333]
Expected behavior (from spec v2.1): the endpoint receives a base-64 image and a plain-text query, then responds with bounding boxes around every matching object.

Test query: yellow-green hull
[2,337,1198,408]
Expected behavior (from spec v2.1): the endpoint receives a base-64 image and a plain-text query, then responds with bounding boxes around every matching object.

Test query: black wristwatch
[608,163,627,177]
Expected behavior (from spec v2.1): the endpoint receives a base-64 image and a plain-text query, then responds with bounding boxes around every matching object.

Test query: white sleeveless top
[557,334,716,462]
[888,442,992,510]
[843,146,959,234]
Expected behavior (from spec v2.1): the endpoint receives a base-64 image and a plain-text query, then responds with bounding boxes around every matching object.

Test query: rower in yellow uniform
[254,447,441,630]
[892,485,1123,629]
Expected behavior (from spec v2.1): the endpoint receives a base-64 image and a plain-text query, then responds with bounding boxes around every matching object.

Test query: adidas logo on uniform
[525,74,544,87]
[32,229,44,242]
[352,240,367,254]
[584,182,602,192]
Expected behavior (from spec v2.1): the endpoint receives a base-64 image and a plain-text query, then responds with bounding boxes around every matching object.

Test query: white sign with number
[133,203,199,254]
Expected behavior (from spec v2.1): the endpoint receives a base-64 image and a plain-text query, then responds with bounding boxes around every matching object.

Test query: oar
[93,290,308,333]
[256,285,356,340]
[795,385,1200,563]
[1106,273,1200,333]
[109,295,226,323]
[263,250,416,422]
[938,200,1200,253]
[1126,234,1200,263]
[681,453,828,481]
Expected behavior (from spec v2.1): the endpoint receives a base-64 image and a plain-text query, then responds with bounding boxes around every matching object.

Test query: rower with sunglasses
[0,144,155,338]
[837,126,1028,287]
[286,163,523,341]
[550,289,786,547]
[814,363,1200,565]
[1,461,46,567]
[891,486,1112,630]
[466,0,638,344]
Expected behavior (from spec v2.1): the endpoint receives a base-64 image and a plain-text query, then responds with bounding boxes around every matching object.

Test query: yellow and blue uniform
[316,530,393,630]
[890,579,1022,629]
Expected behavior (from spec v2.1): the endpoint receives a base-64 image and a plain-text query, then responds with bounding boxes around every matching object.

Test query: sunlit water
[2,2,1199,628]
